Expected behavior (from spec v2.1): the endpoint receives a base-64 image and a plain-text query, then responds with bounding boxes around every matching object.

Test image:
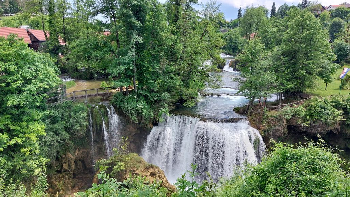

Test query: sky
[158,0,350,20]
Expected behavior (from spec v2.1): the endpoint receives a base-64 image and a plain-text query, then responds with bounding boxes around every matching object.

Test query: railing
[47,85,134,103]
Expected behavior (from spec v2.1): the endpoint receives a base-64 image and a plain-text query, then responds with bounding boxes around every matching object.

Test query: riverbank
[237,97,350,170]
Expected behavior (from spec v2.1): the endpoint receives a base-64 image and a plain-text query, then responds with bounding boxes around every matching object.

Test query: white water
[142,115,265,183]
[92,105,121,158]
[89,109,95,164]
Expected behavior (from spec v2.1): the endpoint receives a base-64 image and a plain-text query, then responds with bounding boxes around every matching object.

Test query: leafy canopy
[0,35,60,189]
[217,142,350,196]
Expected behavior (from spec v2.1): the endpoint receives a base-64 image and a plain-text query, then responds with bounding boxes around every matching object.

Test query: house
[0,27,65,50]
[327,4,350,11]
[0,27,31,44]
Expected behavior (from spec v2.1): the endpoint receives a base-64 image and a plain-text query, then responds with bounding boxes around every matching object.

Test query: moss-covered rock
[97,153,176,194]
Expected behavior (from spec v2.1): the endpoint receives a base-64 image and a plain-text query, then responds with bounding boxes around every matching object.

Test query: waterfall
[91,104,121,159]
[89,108,95,164]
[141,115,265,183]
[105,105,120,157]
[101,116,111,157]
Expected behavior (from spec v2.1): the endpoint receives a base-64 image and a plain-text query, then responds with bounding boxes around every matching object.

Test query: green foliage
[333,39,350,62]
[275,8,337,93]
[330,17,346,41]
[216,143,350,196]
[222,28,247,55]
[63,80,76,89]
[0,0,21,15]
[239,6,268,39]
[113,93,155,124]
[66,31,113,79]
[270,2,276,17]
[276,3,291,18]
[173,164,216,197]
[284,98,343,127]
[340,75,350,90]
[237,39,277,104]
[319,10,331,29]
[265,97,348,136]
[77,172,168,197]
[104,0,222,123]
[0,35,60,192]
[331,6,350,20]
[40,102,88,167]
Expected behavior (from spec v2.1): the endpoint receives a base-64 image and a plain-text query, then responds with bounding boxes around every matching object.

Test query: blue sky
[158,0,349,20]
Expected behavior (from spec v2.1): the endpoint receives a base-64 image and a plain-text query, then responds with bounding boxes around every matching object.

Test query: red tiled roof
[29,29,66,45]
[0,27,31,44]
[28,29,47,41]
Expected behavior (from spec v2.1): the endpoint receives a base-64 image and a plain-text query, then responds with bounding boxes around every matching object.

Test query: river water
[141,57,266,183]
[86,57,268,184]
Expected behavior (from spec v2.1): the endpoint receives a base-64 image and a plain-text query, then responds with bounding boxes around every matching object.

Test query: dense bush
[216,143,350,196]
[265,97,346,136]
[40,101,88,168]
[77,172,168,197]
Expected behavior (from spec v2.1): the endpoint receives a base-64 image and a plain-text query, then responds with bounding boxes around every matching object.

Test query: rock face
[46,104,166,196]
[47,148,94,196]
[102,153,176,193]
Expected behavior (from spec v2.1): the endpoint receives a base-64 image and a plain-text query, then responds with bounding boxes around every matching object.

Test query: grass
[63,80,76,89]
[308,66,350,97]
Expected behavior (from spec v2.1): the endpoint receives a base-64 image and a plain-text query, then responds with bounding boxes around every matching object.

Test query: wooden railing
[47,85,134,103]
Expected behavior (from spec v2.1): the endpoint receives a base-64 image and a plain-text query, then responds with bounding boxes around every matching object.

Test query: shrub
[216,143,350,196]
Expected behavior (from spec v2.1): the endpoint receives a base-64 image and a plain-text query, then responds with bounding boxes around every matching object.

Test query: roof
[28,29,47,41]
[0,27,31,43]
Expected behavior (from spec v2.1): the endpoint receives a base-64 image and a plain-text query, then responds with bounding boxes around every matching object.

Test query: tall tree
[237,38,277,109]
[98,0,121,49]
[301,0,308,9]
[239,6,268,39]
[276,3,290,18]
[46,0,60,55]
[329,17,346,41]
[237,7,242,19]
[270,2,276,17]
[0,35,60,191]
[274,8,337,94]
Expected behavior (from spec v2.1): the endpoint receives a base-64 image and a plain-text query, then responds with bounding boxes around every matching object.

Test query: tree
[239,6,268,39]
[217,143,350,196]
[331,6,350,20]
[0,35,60,190]
[237,39,277,108]
[300,0,308,9]
[222,28,247,55]
[330,17,346,41]
[270,2,276,17]
[1,0,21,14]
[333,39,350,62]
[67,31,114,79]
[98,0,121,49]
[319,10,331,29]
[237,7,242,19]
[276,3,290,18]
[274,8,337,94]
[46,0,61,56]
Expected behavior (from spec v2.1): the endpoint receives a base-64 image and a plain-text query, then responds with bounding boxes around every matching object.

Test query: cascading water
[89,104,121,159]
[89,108,95,164]
[142,115,265,183]
[142,54,267,184]
[105,105,120,157]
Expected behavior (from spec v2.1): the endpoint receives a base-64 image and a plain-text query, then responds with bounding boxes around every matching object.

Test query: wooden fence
[47,85,134,103]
